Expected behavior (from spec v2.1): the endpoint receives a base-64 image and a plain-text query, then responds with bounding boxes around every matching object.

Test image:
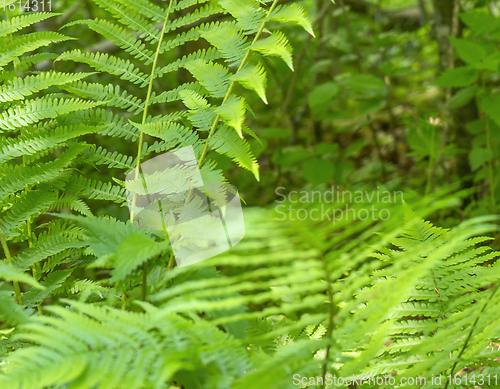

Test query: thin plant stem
[0,232,21,303]
[426,125,436,196]
[486,119,496,212]
[130,0,175,301]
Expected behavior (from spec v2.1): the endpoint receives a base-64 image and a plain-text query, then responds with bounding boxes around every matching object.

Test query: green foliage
[1,1,500,388]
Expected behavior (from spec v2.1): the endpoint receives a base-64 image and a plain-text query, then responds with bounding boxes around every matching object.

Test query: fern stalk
[22,147,42,313]
[129,0,175,301]
[0,232,22,303]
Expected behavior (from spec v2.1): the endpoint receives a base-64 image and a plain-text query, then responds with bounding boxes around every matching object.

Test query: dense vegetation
[1,0,500,388]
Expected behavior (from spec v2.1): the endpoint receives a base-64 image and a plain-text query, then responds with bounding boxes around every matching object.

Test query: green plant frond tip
[250,30,294,71]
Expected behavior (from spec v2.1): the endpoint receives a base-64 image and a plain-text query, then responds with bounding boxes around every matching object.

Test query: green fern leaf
[200,23,249,65]
[184,59,230,98]
[0,32,74,70]
[64,19,155,64]
[0,12,58,39]
[0,262,43,289]
[0,125,99,164]
[207,125,259,180]
[214,95,247,137]
[57,50,150,87]
[268,4,315,37]
[0,98,103,132]
[0,72,93,103]
[230,63,268,104]
[178,89,216,131]
[219,0,266,32]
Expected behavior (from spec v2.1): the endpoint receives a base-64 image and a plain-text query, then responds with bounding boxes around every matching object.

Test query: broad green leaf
[436,67,479,88]
[469,148,493,171]
[303,158,334,185]
[449,37,487,65]
[449,86,478,109]
[460,8,496,35]
[308,82,340,119]
[273,146,311,167]
[336,74,387,99]
[479,94,500,127]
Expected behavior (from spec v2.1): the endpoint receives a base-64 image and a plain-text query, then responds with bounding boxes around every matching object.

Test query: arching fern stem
[130,0,175,301]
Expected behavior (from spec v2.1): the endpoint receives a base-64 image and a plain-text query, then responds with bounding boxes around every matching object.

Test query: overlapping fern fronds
[0,13,103,315]
[2,186,499,388]
[57,0,314,182]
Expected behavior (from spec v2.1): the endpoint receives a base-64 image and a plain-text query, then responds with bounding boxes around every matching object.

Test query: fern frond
[60,81,145,114]
[131,120,201,152]
[80,145,135,170]
[22,270,72,308]
[0,190,59,236]
[92,0,161,41]
[184,59,230,98]
[219,0,266,32]
[0,72,93,103]
[0,145,86,200]
[200,23,249,65]
[268,3,315,37]
[149,82,202,105]
[155,47,221,78]
[0,125,99,164]
[0,32,75,70]
[0,12,58,39]
[57,50,150,87]
[16,53,58,71]
[51,195,93,217]
[64,19,155,64]
[0,289,31,326]
[109,235,170,282]
[214,95,247,137]
[0,262,43,289]
[0,97,103,132]
[66,176,128,204]
[250,31,293,70]
[230,63,268,103]
[178,89,216,131]
[207,125,259,180]
[166,3,223,33]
